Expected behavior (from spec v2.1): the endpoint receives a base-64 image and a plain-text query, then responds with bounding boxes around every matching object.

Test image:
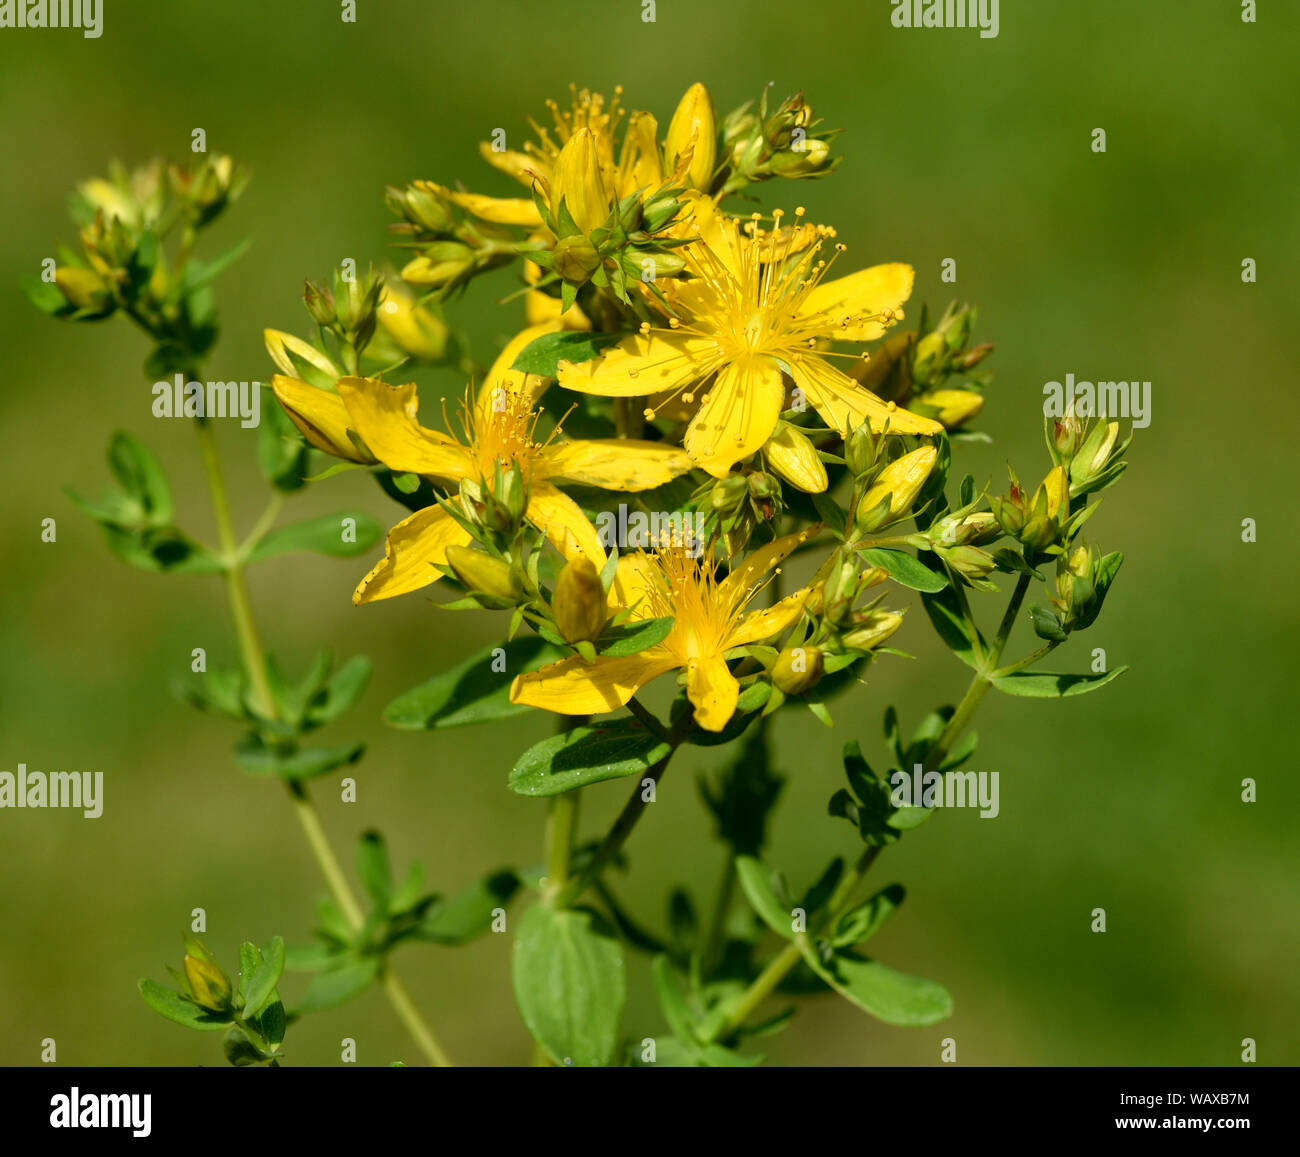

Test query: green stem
[193,420,451,1066]
[544,791,579,905]
[554,708,693,908]
[990,640,1060,679]
[705,574,1037,1042]
[700,855,735,972]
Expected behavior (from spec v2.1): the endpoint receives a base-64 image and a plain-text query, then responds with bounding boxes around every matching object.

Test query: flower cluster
[265,82,1047,736]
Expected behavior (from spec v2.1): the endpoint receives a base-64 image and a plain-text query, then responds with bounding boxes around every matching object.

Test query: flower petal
[338,377,472,479]
[609,553,668,620]
[353,503,472,605]
[526,481,607,567]
[684,355,786,478]
[726,589,811,648]
[719,525,821,606]
[510,652,677,716]
[271,375,371,463]
[558,331,719,397]
[542,438,694,492]
[790,355,942,437]
[474,322,558,422]
[799,263,914,342]
[415,180,543,227]
[686,655,740,732]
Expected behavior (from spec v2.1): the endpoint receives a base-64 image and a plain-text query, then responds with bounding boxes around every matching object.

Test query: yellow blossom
[511,528,819,731]
[557,197,941,479]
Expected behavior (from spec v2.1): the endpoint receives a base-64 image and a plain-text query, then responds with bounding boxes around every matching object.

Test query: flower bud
[930,511,999,548]
[54,266,113,313]
[766,138,832,177]
[377,286,450,362]
[1050,414,1087,460]
[183,953,233,1012]
[401,243,476,290]
[553,558,607,644]
[709,475,749,512]
[915,388,984,429]
[1069,420,1120,489]
[765,422,827,493]
[445,545,521,603]
[551,128,610,236]
[934,544,997,582]
[844,422,880,476]
[770,645,824,694]
[552,234,602,283]
[855,446,937,532]
[842,610,904,651]
[665,83,717,191]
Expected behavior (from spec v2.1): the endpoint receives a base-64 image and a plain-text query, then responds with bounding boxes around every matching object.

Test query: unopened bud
[553,234,602,283]
[553,558,607,644]
[916,388,984,429]
[765,422,827,493]
[445,545,520,603]
[842,610,904,651]
[855,446,937,532]
[770,645,824,694]
[665,82,717,191]
[183,954,233,1012]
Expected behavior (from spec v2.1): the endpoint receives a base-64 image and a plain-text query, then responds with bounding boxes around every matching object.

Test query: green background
[1,0,1295,1066]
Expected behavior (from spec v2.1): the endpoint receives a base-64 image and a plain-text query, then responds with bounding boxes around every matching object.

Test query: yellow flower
[479,86,668,207]
[510,528,818,731]
[337,360,693,605]
[558,197,942,479]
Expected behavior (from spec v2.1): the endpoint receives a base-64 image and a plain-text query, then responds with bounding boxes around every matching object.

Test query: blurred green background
[2,0,1296,1067]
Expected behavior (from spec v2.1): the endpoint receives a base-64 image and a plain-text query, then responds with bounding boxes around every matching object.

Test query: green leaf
[1075,551,1123,630]
[356,832,391,908]
[107,432,172,524]
[830,884,906,948]
[241,936,285,1019]
[990,666,1128,698]
[384,637,564,730]
[233,733,364,781]
[734,856,795,941]
[183,237,251,293]
[305,655,372,726]
[511,904,626,1067]
[223,1025,269,1067]
[137,979,230,1031]
[419,869,521,945]
[294,957,380,1014]
[859,548,947,593]
[597,616,673,657]
[799,946,953,1026]
[920,584,982,668]
[510,330,624,377]
[652,955,698,1042]
[22,273,72,316]
[246,512,382,563]
[508,719,669,797]
[256,999,287,1047]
